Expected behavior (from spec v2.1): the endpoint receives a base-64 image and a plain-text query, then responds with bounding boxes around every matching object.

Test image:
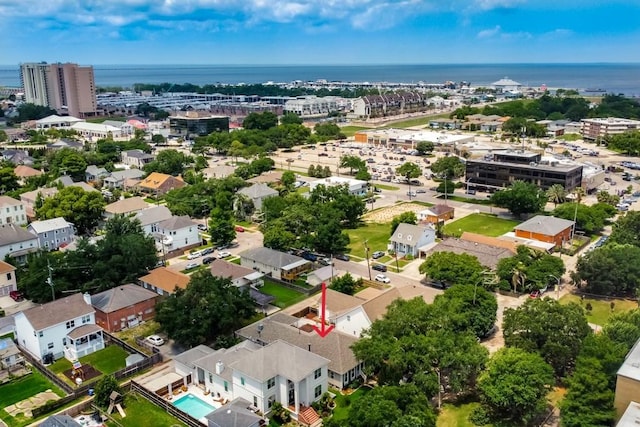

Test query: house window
[66,320,75,329]
[314,384,322,398]
[209,374,213,383]
[267,377,276,389]
[82,315,90,324]
[268,395,275,409]
[241,377,245,386]
[44,232,48,238]
[62,338,66,345]
[47,342,54,350]
[6,273,11,280]
[224,381,228,392]
[38,331,43,337]
[314,368,322,379]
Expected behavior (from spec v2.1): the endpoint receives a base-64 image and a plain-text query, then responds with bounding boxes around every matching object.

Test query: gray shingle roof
[229,340,329,383]
[20,293,94,331]
[239,247,306,269]
[193,341,262,382]
[238,183,278,199]
[159,215,196,231]
[515,215,575,236]
[91,284,158,313]
[134,206,172,227]
[173,345,215,368]
[123,149,154,160]
[39,414,82,427]
[0,224,38,246]
[107,169,145,181]
[206,397,263,427]
[236,312,359,375]
[390,223,430,245]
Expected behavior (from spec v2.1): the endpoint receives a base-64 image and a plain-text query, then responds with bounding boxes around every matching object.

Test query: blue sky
[1,0,639,65]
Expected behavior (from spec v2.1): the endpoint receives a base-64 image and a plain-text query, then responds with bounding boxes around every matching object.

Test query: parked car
[218,251,232,258]
[372,251,385,259]
[9,290,24,302]
[416,189,426,194]
[187,251,202,260]
[529,289,542,299]
[301,252,317,262]
[185,262,199,270]
[201,247,215,256]
[146,335,165,346]
[235,226,245,232]
[372,263,387,272]
[427,280,448,290]
[406,191,417,197]
[375,274,391,283]
[318,257,333,266]
[202,256,216,264]
[334,254,350,262]
[197,224,208,231]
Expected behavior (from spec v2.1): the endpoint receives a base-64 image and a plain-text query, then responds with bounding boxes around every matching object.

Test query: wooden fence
[130,380,206,427]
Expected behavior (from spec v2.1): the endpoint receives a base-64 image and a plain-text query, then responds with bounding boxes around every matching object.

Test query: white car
[185,262,199,270]
[187,251,202,260]
[146,335,165,346]
[218,251,232,258]
[375,274,390,283]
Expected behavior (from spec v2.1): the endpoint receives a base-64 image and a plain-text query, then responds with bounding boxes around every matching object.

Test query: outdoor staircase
[298,405,322,427]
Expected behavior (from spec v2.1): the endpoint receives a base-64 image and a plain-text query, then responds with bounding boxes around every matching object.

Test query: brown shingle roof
[210,260,255,280]
[138,172,185,190]
[428,236,516,269]
[0,260,16,274]
[67,324,102,339]
[430,204,455,216]
[14,165,43,178]
[91,284,158,313]
[361,288,401,322]
[21,293,94,331]
[319,288,365,318]
[139,267,189,294]
[104,197,149,215]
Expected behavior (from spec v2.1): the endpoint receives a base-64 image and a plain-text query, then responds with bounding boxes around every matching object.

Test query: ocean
[1,63,639,96]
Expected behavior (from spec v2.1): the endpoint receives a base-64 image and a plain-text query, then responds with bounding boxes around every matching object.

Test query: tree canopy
[243,111,278,131]
[156,271,255,347]
[390,211,417,235]
[329,272,362,296]
[496,245,565,293]
[144,149,193,176]
[419,251,487,286]
[429,156,465,179]
[432,284,498,338]
[502,298,591,377]
[490,181,547,217]
[36,186,106,235]
[575,243,640,296]
[551,202,615,234]
[396,162,421,180]
[608,210,640,247]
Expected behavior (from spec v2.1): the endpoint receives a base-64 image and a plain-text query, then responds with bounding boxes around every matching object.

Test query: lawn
[444,195,494,205]
[437,402,484,427]
[381,113,450,129]
[106,393,186,427]
[330,387,371,422]
[115,320,161,348]
[374,184,400,191]
[50,345,129,384]
[559,294,637,326]
[443,213,520,237]
[0,370,65,427]
[340,126,370,137]
[346,223,391,258]
[259,280,308,308]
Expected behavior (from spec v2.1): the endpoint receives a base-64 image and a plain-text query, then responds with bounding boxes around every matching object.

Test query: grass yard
[106,393,186,427]
[340,126,370,137]
[374,184,400,191]
[0,370,65,427]
[115,320,161,347]
[444,195,494,205]
[330,387,371,422]
[381,113,450,129]
[437,402,484,427]
[559,294,637,326]
[346,223,391,258]
[50,345,128,384]
[443,213,520,237]
[260,280,308,308]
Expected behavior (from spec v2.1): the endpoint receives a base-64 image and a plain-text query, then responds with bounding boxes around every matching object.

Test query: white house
[309,176,368,196]
[103,169,145,190]
[156,215,200,253]
[0,260,17,297]
[239,247,311,281]
[237,184,278,211]
[35,115,84,130]
[120,149,154,169]
[0,338,23,371]
[0,196,27,225]
[71,122,123,139]
[134,205,173,236]
[27,217,76,251]
[174,339,329,422]
[20,187,59,218]
[389,223,436,258]
[0,223,39,263]
[14,293,104,362]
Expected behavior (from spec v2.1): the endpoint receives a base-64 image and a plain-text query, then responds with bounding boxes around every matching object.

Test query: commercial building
[616,339,640,420]
[309,176,368,196]
[465,150,583,191]
[581,118,640,141]
[354,128,474,150]
[169,112,229,138]
[20,62,97,118]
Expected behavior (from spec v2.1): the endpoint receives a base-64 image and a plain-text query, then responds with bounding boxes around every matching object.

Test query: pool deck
[172,385,222,423]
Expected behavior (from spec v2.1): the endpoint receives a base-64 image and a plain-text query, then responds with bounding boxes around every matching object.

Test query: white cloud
[477,24,531,39]
[472,0,526,10]
[477,25,501,38]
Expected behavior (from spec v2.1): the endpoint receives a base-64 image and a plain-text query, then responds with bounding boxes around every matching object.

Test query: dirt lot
[362,202,428,223]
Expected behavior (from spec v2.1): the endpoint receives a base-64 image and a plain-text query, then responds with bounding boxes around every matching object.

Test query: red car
[235,226,245,232]
[529,290,542,299]
[9,290,24,302]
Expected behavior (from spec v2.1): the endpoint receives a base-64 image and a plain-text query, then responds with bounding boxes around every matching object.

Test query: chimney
[215,361,224,375]
[83,292,91,305]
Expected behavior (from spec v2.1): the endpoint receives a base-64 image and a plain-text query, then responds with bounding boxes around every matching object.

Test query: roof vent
[407,235,412,241]
[398,233,402,238]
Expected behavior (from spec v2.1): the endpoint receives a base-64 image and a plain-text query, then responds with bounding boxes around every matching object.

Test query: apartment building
[581,118,640,141]
[20,62,97,118]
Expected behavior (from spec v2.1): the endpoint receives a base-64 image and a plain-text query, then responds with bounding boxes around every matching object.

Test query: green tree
[329,273,362,296]
[144,149,193,176]
[314,122,345,142]
[419,251,486,286]
[390,211,417,234]
[415,141,434,155]
[477,347,554,425]
[313,217,350,255]
[262,220,297,251]
[607,131,640,156]
[93,375,122,408]
[0,166,20,193]
[496,246,565,292]
[502,298,591,377]
[491,180,546,217]
[281,170,296,193]
[243,111,278,131]
[609,211,640,247]
[36,186,106,235]
[151,133,166,144]
[552,202,614,234]
[575,244,640,296]
[396,162,421,198]
[280,112,303,125]
[48,148,87,181]
[339,155,366,175]
[433,284,498,338]
[546,184,567,207]
[0,130,7,143]
[430,156,465,179]
[16,103,57,122]
[208,209,236,246]
[156,271,256,347]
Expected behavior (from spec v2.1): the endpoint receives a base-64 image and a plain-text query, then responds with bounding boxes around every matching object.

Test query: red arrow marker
[313,282,335,338]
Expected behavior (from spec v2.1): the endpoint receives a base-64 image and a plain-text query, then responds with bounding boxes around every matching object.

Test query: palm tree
[511,262,527,293]
[546,184,567,207]
[232,193,253,221]
[572,187,586,204]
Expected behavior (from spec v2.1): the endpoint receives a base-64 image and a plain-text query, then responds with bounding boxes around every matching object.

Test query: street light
[364,240,372,281]
[549,274,561,300]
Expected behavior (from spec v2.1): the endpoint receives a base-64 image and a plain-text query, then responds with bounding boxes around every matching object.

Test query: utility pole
[364,240,372,281]
[47,259,55,301]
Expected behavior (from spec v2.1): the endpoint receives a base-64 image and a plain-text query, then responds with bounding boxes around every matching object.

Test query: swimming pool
[173,393,216,419]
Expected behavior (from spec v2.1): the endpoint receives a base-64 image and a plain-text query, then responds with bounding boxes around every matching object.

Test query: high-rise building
[20,62,97,118]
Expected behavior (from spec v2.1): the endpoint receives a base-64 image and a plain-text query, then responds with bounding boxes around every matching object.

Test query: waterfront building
[491,77,522,93]
[20,62,97,118]
[283,96,344,118]
[465,150,583,191]
[580,118,640,141]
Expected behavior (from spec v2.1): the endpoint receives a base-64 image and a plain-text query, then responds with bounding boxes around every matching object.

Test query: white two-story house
[156,215,200,253]
[27,217,76,251]
[0,260,17,297]
[134,205,173,236]
[0,223,39,264]
[388,223,436,258]
[14,293,104,362]
[0,196,27,225]
[174,340,329,422]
